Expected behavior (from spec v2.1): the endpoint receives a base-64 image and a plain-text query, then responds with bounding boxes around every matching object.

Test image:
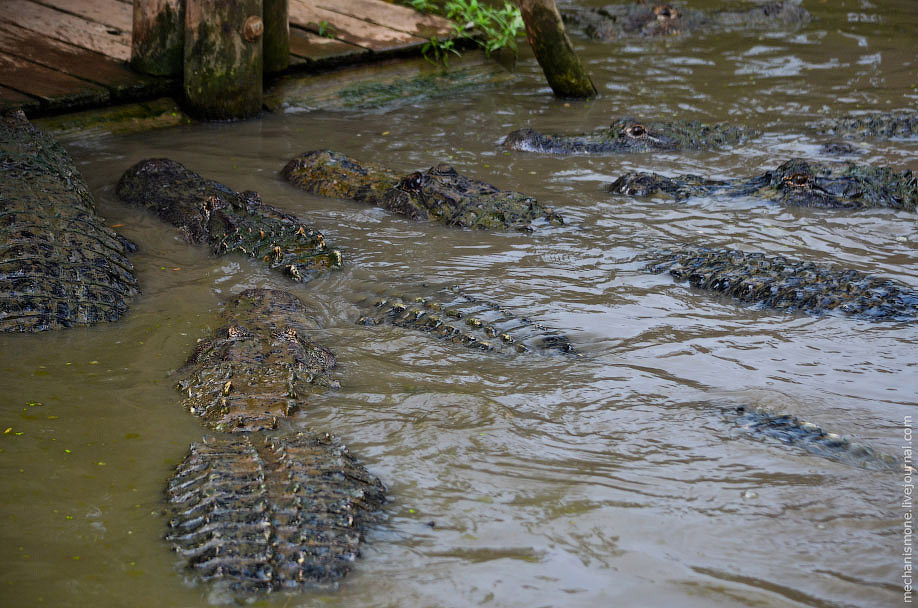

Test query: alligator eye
[654,4,679,19]
[403,172,424,191]
[625,124,647,138]
[785,173,811,188]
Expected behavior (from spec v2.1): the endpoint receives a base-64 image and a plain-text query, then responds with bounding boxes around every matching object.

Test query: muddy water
[2,0,917,606]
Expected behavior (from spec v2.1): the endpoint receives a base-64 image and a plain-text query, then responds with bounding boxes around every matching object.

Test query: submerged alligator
[117,158,342,282]
[646,247,918,322]
[166,288,385,593]
[818,109,918,140]
[609,158,918,211]
[282,149,563,231]
[561,1,811,41]
[503,117,752,154]
[1,110,139,332]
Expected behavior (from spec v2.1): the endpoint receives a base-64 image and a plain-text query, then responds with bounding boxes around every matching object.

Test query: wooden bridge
[0,0,454,115]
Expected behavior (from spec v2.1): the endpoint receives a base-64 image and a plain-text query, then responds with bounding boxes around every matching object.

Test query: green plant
[407,0,435,12]
[422,36,461,65]
[317,20,336,38]
[444,0,524,56]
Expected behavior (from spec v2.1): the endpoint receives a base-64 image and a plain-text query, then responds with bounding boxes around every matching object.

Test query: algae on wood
[518,0,596,98]
[131,0,184,77]
[264,0,290,73]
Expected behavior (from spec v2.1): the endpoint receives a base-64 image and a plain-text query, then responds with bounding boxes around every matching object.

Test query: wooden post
[517,0,597,98]
[263,0,289,73]
[184,0,264,120]
[131,0,184,76]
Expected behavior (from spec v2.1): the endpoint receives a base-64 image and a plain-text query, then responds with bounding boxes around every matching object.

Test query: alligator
[117,158,342,282]
[503,117,751,154]
[818,109,918,140]
[282,149,563,231]
[645,247,918,322]
[1,110,139,332]
[166,288,385,593]
[608,158,918,211]
[560,1,811,41]
[357,284,576,355]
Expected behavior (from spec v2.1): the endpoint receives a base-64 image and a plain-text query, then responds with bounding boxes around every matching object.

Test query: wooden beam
[31,0,132,32]
[289,27,368,62]
[289,0,425,50]
[0,84,40,112]
[0,21,166,100]
[316,0,453,38]
[0,52,109,108]
[0,1,131,62]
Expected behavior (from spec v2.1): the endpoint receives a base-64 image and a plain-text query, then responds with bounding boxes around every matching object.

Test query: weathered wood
[0,85,39,112]
[0,21,166,100]
[264,0,289,72]
[131,0,184,76]
[0,52,109,108]
[289,26,368,63]
[184,0,264,120]
[517,0,596,98]
[289,0,425,50]
[317,0,453,38]
[0,1,131,61]
[35,0,133,31]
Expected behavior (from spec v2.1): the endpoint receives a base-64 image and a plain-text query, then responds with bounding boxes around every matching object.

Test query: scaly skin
[1,110,139,332]
[819,109,918,140]
[561,1,811,40]
[609,158,918,210]
[117,158,341,281]
[645,247,918,322]
[167,289,385,594]
[504,117,751,154]
[357,285,576,355]
[283,149,563,231]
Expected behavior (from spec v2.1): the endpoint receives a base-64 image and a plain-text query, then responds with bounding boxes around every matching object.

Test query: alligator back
[117,158,341,282]
[176,288,339,432]
[646,247,918,321]
[819,110,918,139]
[283,150,562,230]
[166,432,385,593]
[357,284,576,355]
[1,110,138,332]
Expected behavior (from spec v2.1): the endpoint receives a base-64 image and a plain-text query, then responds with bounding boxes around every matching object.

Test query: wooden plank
[0,52,109,108]
[32,0,132,32]
[289,0,425,51]
[316,0,453,38]
[0,21,169,100]
[289,26,369,62]
[0,84,40,112]
[0,1,131,62]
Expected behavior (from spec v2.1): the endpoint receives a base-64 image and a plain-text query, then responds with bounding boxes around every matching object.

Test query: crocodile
[117,158,342,282]
[503,117,752,154]
[645,247,918,322]
[357,284,576,355]
[818,109,918,140]
[609,158,918,211]
[282,149,563,231]
[1,110,139,332]
[560,1,811,41]
[166,288,385,593]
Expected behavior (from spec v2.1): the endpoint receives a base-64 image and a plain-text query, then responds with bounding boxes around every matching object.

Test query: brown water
[2,0,917,606]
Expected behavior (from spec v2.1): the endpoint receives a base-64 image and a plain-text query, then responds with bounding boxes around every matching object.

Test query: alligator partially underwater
[166,288,386,593]
[561,1,811,41]
[117,158,342,282]
[609,158,917,211]
[282,149,563,231]
[1,110,139,332]
[503,117,752,154]
[645,247,918,322]
[818,109,918,140]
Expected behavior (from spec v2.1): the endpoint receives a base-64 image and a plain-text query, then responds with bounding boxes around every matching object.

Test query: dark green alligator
[503,117,752,154]
[609,158,917,211]
[166,288,385,593]
[117,158,342,282]
[282,149,563,231]
[358,284,576,355]
[818,109,918,140]
[645,247,918,322]
[561,1,811,41]
[1,110,139,332]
